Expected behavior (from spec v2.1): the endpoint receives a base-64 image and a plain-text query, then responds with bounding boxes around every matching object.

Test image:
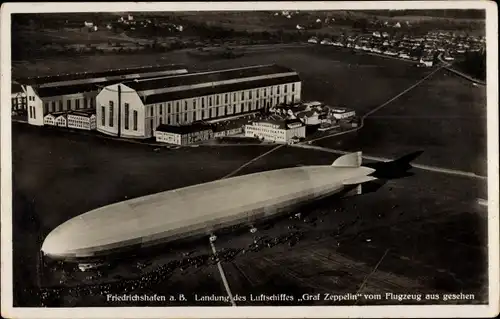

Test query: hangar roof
[36,81,121,98]
[126,64,297,92]
[17,65,187,86]
[143,74,300,104]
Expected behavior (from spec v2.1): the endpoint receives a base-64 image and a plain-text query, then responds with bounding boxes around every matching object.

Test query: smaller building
[11,82,27,113]
[211,119,246,138]
[308,37,319,44]
[296,110,321,125]
[155,123,213,145]
[67,109,97,130]
[418,59,433,68]
[330,107,356,120]
[53,113,68,127]
[43,113,57,126]
[270,101,341,126]
[245,119,305,144]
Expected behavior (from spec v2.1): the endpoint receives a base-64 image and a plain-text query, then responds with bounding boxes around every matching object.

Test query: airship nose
[41,230,69,258]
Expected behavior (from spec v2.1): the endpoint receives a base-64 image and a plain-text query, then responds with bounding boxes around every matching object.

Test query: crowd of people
[36,207,370,307]
[37,224,310,306]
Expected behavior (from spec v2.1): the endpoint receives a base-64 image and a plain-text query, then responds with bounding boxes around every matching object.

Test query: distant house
[320,38,333,45]
[372,31,381,38]
[84,21,94,28]
[307,36,318,44]
[418,59,433,68]
[393,22,401,28]
[297,24,305,30]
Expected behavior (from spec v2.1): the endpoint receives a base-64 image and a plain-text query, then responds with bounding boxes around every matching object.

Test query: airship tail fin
[331,152,362,167]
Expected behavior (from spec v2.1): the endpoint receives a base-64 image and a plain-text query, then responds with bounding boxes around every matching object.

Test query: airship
[41,151,422,261]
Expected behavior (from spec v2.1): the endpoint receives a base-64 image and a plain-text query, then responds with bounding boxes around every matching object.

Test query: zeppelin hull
[41,165,375,260]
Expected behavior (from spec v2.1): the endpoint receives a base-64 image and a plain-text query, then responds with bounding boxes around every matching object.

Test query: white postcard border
[1,1,498,318]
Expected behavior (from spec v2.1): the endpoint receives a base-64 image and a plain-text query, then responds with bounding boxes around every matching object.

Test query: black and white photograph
[1,1,498,318]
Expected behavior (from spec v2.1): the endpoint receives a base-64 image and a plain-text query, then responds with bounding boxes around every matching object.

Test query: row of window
[44,98,95,114]
[148,84,298,116]
[28,106,36,119]
[68,119,91,125]
[152,95,295,126]
[249,132,286,141]
[101,104,138,131]
[99,89,298,130]
[157,101,264,125]
[69,123,89,128]
[11,97,27,109]
[152,95,295,123]
[249,127,286,135]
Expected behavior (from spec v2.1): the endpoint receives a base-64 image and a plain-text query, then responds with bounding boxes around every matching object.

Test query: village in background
[11,10,485,147]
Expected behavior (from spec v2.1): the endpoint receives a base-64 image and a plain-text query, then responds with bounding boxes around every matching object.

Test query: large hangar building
[96,64,302,139]
[20,65,188,126]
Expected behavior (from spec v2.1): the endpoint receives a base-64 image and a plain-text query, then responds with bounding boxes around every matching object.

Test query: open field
[15,28,145,46]
[10,39,489,306]
[314,68,487,175]
[12,123,487,306]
